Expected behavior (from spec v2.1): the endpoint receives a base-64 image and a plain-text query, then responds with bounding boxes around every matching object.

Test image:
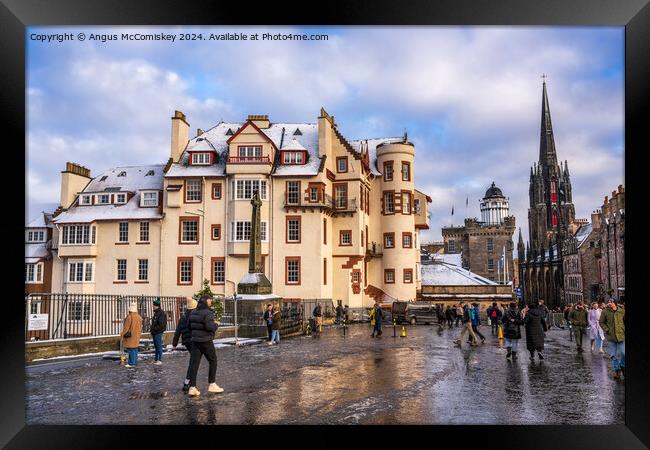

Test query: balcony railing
[283,193,357,213]
[227,156,271,164]
[366,242,383,257]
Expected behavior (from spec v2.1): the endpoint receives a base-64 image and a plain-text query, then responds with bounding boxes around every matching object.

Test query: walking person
[150,298,167,365]
[486,302,502,336]
[455,304,463,327]
[270,304,282,345]
[599,297,625,380]
[523,303,547,361]
[336,302,343,325]
[313,303,323,335]
[436,305,446,329]
[172,298,197,392]
[445,305,454,328]
[263,303,273,342]
[188,295,223,397]
[470,303,486,343]
[453,302,479,347]
[588,302,605,353]
[569,302,588,353]
[120,303,143,368]
[343,304,350,324]
[502,302,523,360]
[370,302,384,337]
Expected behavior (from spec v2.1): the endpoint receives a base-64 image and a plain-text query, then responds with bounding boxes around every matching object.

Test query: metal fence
[25,294,328,342]
[25,293,186,341]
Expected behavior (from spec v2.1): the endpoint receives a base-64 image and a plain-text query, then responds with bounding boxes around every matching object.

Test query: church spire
[539,78,558,167]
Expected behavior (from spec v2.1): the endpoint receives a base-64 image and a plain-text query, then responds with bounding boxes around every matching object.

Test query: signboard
[516,287,523,299]
[28,314,48,331]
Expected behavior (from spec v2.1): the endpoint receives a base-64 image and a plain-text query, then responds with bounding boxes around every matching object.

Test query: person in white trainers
[187,295,224,396]
[120,303,143,368]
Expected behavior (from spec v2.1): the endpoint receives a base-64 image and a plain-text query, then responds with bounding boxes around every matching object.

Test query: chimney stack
[60,162,91,209]
[591,210,601,231]
[170,110,189,163]
[247,114,270,129]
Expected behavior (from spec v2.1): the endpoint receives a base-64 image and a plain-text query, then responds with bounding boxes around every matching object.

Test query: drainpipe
[613,219,618,292]
[158,217,164,296]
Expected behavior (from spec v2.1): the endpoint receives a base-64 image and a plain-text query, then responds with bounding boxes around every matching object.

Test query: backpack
[491,310,497,318]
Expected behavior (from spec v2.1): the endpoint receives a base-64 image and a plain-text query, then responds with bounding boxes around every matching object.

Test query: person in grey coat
[523,303,547,361]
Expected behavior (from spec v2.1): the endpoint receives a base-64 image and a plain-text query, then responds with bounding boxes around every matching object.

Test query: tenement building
[594,185,625,303]
[48,109,431,308]
[441,182,515,283]
[25,211,55,295]
[518,80,578,308]
[561,221,600,305]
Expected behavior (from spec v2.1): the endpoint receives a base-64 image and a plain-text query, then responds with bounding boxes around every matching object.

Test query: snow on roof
[25,242,50,262]
[83,164,164,193]
[575,223,593,248]
[420,262,498,286]
[186,137,217,152]
[430,253,462,266]
[267,123,320,176]
[26,212,53,229]
[349,137,404,176]
[280,138,307,151]
[53,164,164,224]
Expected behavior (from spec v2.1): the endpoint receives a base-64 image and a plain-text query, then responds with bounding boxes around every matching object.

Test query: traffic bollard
[393,320,397,337]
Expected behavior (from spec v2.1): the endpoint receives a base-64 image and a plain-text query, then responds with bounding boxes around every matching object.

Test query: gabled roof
[25,242,50,263]
[280,138,307,151]
[53,164,164,224]
[26,212,54,229]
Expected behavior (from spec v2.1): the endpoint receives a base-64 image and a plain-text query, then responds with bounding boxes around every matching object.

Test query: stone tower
[528,80,576,250]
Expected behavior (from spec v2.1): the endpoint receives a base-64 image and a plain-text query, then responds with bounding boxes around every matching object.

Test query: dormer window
[99,175,108,182]
[118,171,126,177]
[97,194,110,205]
[141,191,159,207]
[146,170,155,176]
[283,151,305,164]
[26,230,45,243]
[115,193,127,204]
[190,152,213,165]
[80,195,92,206]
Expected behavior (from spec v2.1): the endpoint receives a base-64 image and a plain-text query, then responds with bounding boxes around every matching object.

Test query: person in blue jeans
[270,305,282,344]
[150,298,167,365]
[120,303,143,368]
[599,297,625,380]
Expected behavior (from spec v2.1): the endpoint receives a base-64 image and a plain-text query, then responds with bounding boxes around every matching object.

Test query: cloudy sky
[26,26,624,244]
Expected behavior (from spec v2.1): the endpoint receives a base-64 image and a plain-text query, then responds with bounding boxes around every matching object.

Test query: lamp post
[226,279,239,346]
[184,209,205,285]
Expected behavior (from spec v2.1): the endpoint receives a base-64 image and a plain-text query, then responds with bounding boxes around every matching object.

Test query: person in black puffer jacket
[187,295,223,396]
[173,297,197,392]
[150,298,167,365]
[502,302,524,361]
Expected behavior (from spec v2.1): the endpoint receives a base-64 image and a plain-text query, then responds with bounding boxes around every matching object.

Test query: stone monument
[237,190,279,299]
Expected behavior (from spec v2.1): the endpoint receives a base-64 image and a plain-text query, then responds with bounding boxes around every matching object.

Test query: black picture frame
[2,0,648,447]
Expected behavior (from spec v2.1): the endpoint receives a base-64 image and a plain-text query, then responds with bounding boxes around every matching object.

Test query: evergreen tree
[193,278,224,321]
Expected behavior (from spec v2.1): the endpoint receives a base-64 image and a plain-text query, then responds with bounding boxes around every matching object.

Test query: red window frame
[286,216,301,243]
[339,230,352,246]
[384,269,395,284]
[177,257,193,285]
[383,161,394,181]
[285,257,301,285]
[403,268,414,284]
[211,224,221,241]
[211,182,222,200]
[210,257,225,285]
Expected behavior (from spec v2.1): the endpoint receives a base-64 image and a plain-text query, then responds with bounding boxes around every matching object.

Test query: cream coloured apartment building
[49,109,430,308]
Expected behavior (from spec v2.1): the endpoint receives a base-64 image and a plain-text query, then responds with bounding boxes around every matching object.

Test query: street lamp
[184,209,205,285]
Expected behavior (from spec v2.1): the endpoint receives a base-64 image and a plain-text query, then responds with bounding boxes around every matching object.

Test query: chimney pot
[197,128,203,136]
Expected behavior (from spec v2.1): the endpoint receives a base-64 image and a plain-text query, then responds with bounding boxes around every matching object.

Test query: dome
[484,182,504,199]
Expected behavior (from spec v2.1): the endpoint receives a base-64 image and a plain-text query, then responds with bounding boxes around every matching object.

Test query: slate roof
[53,164,164,224]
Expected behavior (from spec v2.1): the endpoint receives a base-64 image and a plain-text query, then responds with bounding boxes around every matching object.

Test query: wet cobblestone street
[26,324,624,424]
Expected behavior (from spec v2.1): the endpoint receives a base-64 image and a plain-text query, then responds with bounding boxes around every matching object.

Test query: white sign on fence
[28,314,48,331]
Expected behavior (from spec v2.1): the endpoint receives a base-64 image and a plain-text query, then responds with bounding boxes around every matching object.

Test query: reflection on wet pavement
[26,324,624,424]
